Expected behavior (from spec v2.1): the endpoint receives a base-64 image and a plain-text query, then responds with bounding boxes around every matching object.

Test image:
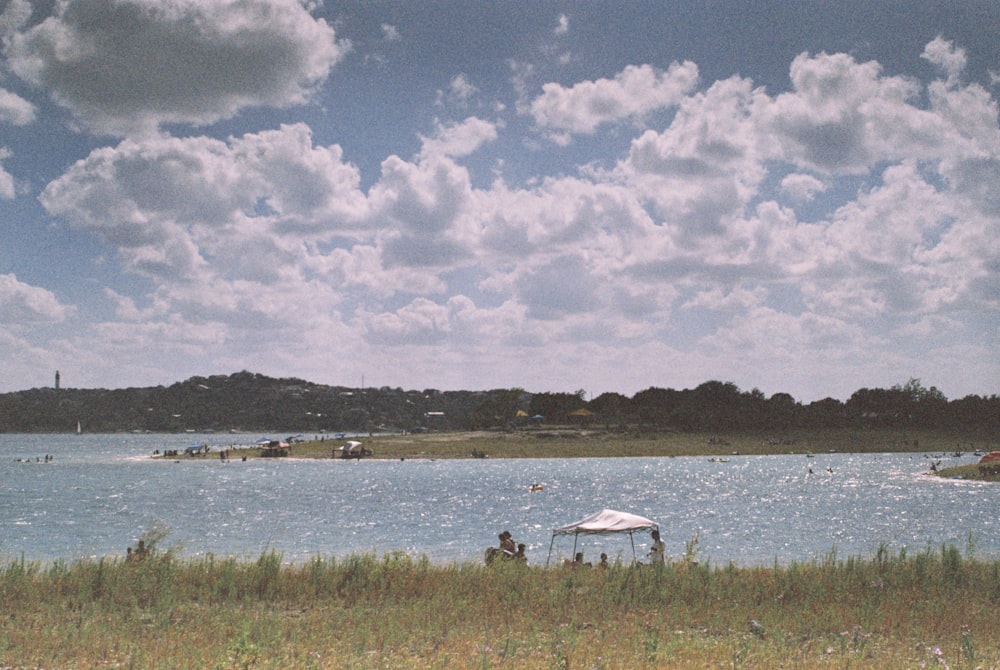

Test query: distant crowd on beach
[14,454,53,463]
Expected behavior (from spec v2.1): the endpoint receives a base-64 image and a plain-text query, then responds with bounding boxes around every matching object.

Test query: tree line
[0,371,995,434]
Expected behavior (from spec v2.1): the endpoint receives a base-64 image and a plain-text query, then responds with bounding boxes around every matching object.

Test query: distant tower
[55,370,60,390]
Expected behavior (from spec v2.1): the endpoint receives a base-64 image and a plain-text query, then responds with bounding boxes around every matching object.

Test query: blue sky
[0,0,998,402]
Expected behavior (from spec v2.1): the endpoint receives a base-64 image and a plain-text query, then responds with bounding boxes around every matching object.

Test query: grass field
[2,543,999,669]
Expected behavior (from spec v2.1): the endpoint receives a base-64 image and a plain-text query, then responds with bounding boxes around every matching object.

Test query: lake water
[1,433,995,567]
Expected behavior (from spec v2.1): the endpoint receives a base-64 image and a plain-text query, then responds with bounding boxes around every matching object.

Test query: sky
[0,0,998,403]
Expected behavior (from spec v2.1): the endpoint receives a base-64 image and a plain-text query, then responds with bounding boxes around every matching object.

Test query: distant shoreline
[152,427,999,473]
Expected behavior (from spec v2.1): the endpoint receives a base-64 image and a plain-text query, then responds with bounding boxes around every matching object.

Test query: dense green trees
[0,373,995,434]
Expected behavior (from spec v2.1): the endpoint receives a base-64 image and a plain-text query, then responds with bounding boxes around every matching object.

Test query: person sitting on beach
[514,543,527,562]
[597,553,609,569]
[648,529,665,565]
[500,531,516,557]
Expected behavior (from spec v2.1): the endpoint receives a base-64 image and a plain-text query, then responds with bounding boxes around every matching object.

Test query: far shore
[155,427,999,477]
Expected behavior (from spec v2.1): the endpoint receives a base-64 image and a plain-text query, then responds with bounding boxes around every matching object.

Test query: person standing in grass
[648,529,665,565]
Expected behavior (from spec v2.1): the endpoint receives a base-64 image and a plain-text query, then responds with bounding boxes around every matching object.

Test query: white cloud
[921,36,967,84]
[436,73,478,108]
[418,116,496,159]
[0,148,14,199]
[554,14,569,35]
[0,0,31,37]
[780,173,826,202]
[39,123,367,295]
[368,153,476,272]
[361,297,453,345]
[0,88,35,125]
[0,87,33,199]
[6,0,346,135]
[381,23,400,42]
[753,51,946,173]
[0,274,74,323]
[622,76,765,238]
[529,62,699,135]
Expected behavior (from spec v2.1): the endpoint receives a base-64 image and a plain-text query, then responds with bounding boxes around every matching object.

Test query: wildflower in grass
[932,645,950,669]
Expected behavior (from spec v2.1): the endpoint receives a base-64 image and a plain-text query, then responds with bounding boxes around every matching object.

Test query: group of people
[14,454,53,463]
[484,530,527,564]
[125,539,150,562]
[564,551,610,569]
[564,529,665,568]
[486,528,666,567]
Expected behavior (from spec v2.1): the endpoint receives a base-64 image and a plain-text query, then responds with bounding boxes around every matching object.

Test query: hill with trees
[0,372,995,434]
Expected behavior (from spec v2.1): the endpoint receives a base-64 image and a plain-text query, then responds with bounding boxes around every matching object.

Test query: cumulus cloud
[381,23,400,42]
[418,116,496,159]
[529,62,699,135]
[622,76,764,238]
[0,274,73,323]
[780,173,827,202]
[0,148,14,199]
[6,0,346,135]
[921,36,967,84]
[22,36,1000,399]
[368,155,475,271]
[39,123,366,290]
[436,73,478,108]
[751,48,987,175]
[0,88,35,125]
[0,0,32,37]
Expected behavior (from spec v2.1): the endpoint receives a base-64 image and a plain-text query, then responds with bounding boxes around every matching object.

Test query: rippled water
[1,433,994,566]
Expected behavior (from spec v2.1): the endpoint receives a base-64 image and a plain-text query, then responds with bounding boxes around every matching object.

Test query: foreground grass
[231,427,996,461]
[3,545,999,669]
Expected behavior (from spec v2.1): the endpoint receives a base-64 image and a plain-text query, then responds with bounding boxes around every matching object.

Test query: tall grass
[2,543,998,668]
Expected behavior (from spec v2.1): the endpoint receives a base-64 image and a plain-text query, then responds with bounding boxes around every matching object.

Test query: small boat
[529,483,545,492]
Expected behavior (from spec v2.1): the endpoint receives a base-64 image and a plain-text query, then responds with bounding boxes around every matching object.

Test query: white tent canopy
[547,509,659,565]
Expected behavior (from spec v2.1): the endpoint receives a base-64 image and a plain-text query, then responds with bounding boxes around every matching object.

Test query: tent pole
[572,533,578,562]
[546,534,556,567]
[630,531,637,564]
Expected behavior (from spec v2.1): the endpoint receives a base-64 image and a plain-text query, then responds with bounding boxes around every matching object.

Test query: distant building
[55,370,60,390]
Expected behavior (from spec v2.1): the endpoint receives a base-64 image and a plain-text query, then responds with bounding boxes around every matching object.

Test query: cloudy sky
[0,1,998,402]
